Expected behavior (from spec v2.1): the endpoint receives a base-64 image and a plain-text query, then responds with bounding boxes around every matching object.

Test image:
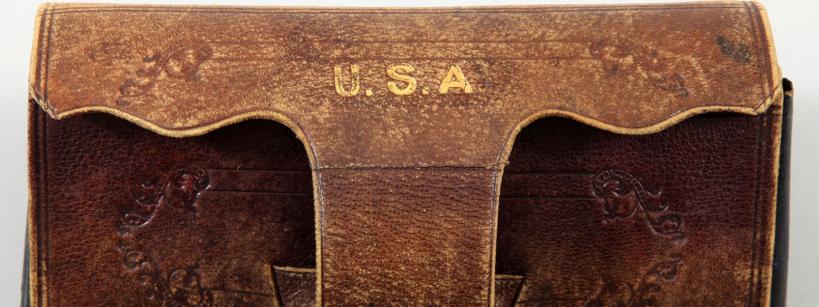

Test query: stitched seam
[41,6,54,306]
[750,2,775,94]
[745,2,774,110]
[47,4,748,15]
[34,5,48,98]
[38,98,48,306]
[748,111,765,306]
[31,103,43,307]
[756,113,776,306]
[487,170,499,306]
[315,166,497,171]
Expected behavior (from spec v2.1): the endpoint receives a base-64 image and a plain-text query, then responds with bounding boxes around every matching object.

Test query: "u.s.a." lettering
[333,64,474,97]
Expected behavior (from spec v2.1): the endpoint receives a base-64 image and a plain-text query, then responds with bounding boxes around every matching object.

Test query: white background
[0,0,816,305]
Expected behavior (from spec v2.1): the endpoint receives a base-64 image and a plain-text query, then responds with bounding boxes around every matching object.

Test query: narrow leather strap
[316,168,499,305]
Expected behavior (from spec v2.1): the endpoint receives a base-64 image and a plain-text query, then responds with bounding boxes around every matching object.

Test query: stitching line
[747,110,764,306]
[46,4,747,15]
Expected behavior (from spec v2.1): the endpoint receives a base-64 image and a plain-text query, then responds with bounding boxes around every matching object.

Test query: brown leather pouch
[26,2,791,306]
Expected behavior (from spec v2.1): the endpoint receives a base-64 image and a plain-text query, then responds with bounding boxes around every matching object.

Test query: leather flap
[30,2,781,167]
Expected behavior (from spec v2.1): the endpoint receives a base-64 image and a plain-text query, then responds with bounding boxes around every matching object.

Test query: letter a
[438,64,474,94]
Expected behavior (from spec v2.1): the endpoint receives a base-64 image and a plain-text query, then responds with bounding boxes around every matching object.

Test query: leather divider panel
[316,168,499,305]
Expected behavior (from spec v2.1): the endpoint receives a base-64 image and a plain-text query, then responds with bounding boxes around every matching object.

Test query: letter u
[334,64,360,97]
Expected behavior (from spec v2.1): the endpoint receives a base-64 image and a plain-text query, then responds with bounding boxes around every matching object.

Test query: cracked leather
[27,2,786,306]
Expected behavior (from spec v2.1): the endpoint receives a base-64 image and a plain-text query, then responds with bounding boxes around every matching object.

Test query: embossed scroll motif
[117,167,212,306]
[116,42,212,105]
[584,170,686,307]
[592,170,685,241]
[586,254,684,307]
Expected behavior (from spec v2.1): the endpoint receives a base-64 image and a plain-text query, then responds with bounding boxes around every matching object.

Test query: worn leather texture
[26,2,787,307]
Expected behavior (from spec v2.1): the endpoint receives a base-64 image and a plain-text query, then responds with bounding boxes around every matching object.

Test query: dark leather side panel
[30,109,315,306]
[496,109,780,306]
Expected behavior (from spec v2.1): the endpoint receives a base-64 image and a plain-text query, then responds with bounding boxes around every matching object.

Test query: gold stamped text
[386,65,417,96]
[334,64,360,97]
[439,64,474,94]
[334,63,474,97]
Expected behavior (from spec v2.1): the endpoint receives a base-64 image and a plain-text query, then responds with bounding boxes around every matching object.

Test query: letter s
[386,65,417,96]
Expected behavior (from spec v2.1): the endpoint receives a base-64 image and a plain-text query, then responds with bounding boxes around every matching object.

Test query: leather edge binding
[28,84,783,139]
[753,1,783,97]
[488,169,502,306]
[28,4,43,104]
[769,78,792,307]
[25,101,44,307]
[29,1,765,14]
[29,4,50,116]
[495,81,782,167]
[312,169,323,306]
[21,101,38,307]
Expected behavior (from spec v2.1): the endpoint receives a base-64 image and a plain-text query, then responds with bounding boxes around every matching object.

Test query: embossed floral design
[121,167,209,228]
[88,38,136,64]
[117,42,213,105]
[164,168,210,209]
[121,250,212,307]
[580,170,687,307]
[117,167,211,306]
[592,170,685,240]
[589,38,696,98]
[167,267,213,306]
[587,254,683,307]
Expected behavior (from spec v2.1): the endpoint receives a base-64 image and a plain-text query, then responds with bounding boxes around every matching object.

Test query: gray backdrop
[1,0,815,305]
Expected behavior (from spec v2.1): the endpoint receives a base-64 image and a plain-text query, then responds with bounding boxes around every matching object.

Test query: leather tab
[317,168,498,305]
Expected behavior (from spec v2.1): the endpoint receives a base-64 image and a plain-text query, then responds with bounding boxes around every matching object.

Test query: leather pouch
[26,2,791,306]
